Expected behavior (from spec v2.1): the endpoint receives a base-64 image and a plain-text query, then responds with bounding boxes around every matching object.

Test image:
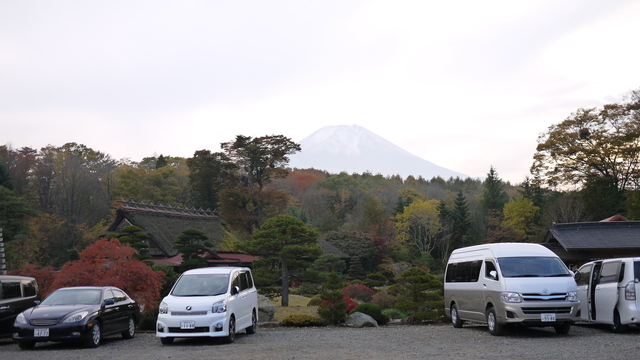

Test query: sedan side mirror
[103,299,115,307]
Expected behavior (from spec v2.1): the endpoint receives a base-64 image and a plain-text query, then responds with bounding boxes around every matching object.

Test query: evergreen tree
[118,225,151,261]
[481,166,509,214]
[174,228,216,272]
[317,272,348,325]
[451,190,471,249]
[0,162,15,191]
[347,256,365,280]
[155,154,168,169]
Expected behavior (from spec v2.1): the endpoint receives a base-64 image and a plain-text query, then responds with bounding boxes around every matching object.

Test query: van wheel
[611,310,628,333]
[224,316,236,344]
[486,307,503,336]
[451,304,463,328]
[554,322,571,335]
[246,311,257,334]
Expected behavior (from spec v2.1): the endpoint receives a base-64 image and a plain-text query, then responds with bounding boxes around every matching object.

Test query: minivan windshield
[171,274,229,296]
[498,257,571,278]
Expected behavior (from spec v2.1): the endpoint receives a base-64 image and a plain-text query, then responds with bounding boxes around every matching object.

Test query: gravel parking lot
[2,322,640,360]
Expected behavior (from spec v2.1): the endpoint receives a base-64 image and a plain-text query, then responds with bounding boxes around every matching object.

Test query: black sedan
[12,286,140,349]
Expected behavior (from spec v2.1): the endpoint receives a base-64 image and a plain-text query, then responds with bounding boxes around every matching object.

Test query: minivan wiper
[547,274,570,277]
[515,274,541,277]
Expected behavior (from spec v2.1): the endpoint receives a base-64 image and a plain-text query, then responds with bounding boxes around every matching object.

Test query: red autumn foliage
[50,238,165,310]
[320,296,357,313]
[341,284,376,302]
[8,264,58,298]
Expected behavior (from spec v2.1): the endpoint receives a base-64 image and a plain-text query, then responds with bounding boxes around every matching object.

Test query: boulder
[257,294,275,323]
[345,312,378,328]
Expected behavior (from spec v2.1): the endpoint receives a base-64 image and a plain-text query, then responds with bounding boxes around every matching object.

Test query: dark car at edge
[12,286,140,349]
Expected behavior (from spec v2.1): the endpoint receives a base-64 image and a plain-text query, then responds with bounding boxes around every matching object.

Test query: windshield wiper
[547,274,570,277]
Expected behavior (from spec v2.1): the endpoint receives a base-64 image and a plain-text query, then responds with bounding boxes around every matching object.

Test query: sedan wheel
[85,322,102,348]
[122,316,136,339]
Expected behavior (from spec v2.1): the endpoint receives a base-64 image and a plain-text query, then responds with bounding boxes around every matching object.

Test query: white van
[575,257,640,332]
[444,243,580,335]
[156,267,258,344]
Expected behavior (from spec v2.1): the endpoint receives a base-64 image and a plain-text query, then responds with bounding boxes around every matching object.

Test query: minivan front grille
[521,307,572,315]
[522,293,567,301]
[171,311,208,316]
[168,327,210,333]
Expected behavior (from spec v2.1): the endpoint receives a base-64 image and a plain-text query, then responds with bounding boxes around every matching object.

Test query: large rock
[345,312,378,328]
[257,294,275,323]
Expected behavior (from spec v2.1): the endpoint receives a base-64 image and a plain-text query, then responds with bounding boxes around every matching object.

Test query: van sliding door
[594,261,621,324]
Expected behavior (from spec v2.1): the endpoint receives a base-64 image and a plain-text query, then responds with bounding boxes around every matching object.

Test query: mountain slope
[288,125,468,179]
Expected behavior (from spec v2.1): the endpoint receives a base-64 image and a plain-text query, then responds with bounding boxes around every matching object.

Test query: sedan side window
[104,290,116,303]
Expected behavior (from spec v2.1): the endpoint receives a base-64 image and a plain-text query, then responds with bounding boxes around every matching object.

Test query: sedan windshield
[172,274,229,296]
[498,257,571,278]
[42,289,102,305]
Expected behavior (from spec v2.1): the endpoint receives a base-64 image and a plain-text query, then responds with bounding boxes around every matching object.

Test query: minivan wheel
[224,316,236,344]
[246,311,257,334]
[486,307,503,336]
[554,322,571,335]
[611,310,628,333]
[451,304,463,328]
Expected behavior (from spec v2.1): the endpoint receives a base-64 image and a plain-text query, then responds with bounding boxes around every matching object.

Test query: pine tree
[118,225,151,261]
[0,162,14,191]
[451,190,471,248]
[482,166,508,215]
[155,154,168,169]
[347,256,365,280]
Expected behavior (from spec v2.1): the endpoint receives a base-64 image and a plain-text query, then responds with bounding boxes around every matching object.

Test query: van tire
[554,322,571,335]
[486,307,503,336]
[246,310,257,334]
[451,304,463,328]
[611,310,628,333]
[224,316,236,344]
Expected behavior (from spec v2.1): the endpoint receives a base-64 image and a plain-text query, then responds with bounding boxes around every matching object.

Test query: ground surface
[2,322,640,359]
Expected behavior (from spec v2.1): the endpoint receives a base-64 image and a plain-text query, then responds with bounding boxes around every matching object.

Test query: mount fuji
[288,125,468,180]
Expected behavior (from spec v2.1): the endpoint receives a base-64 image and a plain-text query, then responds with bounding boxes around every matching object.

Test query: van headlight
[212,300,226,313]
[501,292,523,303]
[159,301,169,314]
[566,291,578,302]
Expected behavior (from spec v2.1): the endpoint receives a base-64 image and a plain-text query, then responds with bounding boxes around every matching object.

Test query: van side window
[445,260,482,282]
[634,261,640,282]
[232,273,240,290]
[485,261,498,280]
[1,281,21,299]
[599,261,621,284]
[239,272,249,291]
[577,264,592,286]
[246,271,254,289]
[22,280,37,297]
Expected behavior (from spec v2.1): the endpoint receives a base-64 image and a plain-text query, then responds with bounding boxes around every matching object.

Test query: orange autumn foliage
[8,264,58,298]
[50,238,165,310]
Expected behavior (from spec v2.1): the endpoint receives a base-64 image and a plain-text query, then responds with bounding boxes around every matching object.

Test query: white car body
[156,267,258,344]
[576,257,640,332]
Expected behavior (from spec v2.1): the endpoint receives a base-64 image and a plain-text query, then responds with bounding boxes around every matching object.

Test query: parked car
[0,275,39,338]
[156,267,258,344]
[13,286,140,349]
[444,243,580,335]
[575,257,640,332]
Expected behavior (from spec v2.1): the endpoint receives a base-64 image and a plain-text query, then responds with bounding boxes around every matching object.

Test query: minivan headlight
[159,301,169,314]
[500,292,523,303]
[15,312,27,325]
[212,300,226,313]
[566,291,578,302]
[63,311,89,323]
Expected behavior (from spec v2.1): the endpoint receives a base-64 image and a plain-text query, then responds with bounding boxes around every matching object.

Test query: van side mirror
[574,272,581,281]
[34,300,41,306]
[489,270,498,280]
[231,286,239,296]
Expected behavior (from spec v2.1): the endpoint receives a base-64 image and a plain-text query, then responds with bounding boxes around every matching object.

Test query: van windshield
[171,274,229,296]
[498,257,571,278]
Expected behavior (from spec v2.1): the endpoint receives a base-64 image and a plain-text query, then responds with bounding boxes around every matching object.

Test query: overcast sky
[2,1,639,184]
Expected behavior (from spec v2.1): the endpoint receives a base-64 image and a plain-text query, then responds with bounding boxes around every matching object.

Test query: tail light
[625,281,636,300]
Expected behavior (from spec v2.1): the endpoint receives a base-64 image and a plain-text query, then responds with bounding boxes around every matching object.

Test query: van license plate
[180,321,195,329]
[541,313,555,322]
[34,328,49,337]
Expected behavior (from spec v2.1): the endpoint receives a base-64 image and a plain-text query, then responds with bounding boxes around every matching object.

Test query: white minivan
[156,267,258,344]
[575,257,640,332]
[444,243,580,335]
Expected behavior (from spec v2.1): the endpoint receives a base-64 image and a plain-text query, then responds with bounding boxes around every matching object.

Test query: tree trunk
[281,256,289,307]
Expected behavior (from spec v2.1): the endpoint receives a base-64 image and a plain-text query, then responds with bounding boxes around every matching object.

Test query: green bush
[281,313,323,327]
[382,308,409,320]
[350,303,389,325]
[138,306,159,331]
[371,291,396,309]
[307,294,323,306]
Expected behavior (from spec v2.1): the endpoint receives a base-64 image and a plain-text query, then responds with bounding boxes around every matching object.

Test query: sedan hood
[26,304,97,319]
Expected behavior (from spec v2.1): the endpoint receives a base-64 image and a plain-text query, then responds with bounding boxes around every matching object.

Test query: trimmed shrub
[307,294,323,306]
[281,313,323,327]
[382,308,409,320]
[371,291,396,309]
[350,303,389,325]
[341,283,376,302]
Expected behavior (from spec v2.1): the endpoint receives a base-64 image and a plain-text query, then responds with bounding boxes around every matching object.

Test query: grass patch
[271,295,318,322]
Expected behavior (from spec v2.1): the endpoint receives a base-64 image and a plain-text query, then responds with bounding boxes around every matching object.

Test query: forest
[1,88,640,281]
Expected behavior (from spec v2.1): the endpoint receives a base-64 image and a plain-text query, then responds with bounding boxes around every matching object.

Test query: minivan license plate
[541,313,556,322]
[180,321,195,329]
[34,328,49,337]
